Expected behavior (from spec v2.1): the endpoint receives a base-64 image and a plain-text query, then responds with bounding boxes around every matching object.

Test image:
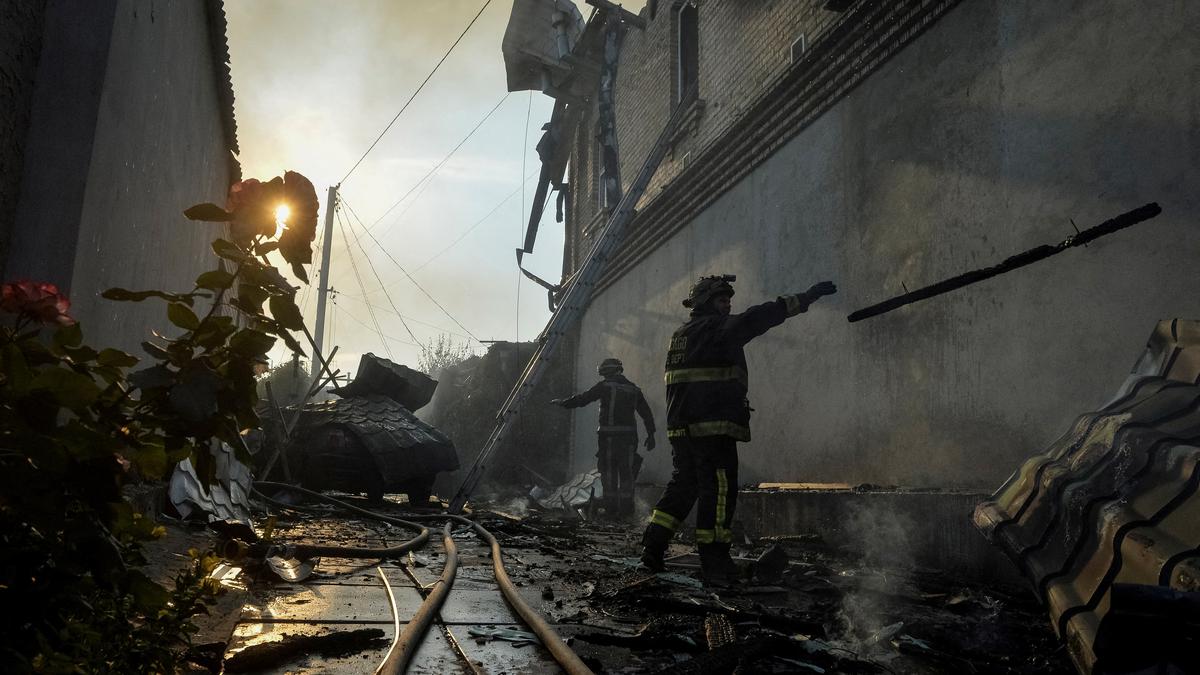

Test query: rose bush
[1,280,75,326]
[0,171,317,672]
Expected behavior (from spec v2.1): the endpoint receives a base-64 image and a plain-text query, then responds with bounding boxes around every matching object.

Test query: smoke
[830,501,915,650]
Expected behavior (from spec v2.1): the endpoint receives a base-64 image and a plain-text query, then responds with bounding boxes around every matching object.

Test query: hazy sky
[225,0,643,377]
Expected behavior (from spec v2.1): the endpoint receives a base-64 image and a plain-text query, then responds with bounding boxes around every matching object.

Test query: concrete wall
[567,0,1200,490]
[7,0,119,292]
[0,0,47,269]
[8,0,233,355]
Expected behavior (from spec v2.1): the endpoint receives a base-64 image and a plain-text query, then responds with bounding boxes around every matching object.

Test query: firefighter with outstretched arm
[552,358,656,519]
[639,274,837,585]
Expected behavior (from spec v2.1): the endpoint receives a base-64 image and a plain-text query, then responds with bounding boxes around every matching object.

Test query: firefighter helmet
[598,358,623,376]
[682,274,736,309]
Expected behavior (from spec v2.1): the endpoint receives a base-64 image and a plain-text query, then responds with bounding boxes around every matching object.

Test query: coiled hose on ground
[248,482,594,675]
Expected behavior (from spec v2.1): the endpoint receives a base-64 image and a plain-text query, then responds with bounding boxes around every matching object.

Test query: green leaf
[167,303,200,331]
[92,364,125,385]
[30,367,101,410]
[132,444,168,479]
[169,368,223,423]
[1,343,32,391]
[125,570,171,612]
[194,315,237,350]
[53,322,83,348]
[268,295,305,331]
[165,444,193,465]
[235,283,270,315]
[103,287,191,304]
[141,340,171,361]
[212,238,252,263]
[183,203,234,222]
[129,364,175,391]
[97,348,139,368]
[290,260,310,284]
[229,329,276,357]
[195,270,236,291]
[278,328,305,355]
[61,345,100,364]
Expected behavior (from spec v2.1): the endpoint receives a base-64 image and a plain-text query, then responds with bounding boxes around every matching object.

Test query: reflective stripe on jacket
[560,374,656,436]
[664,298,791,441]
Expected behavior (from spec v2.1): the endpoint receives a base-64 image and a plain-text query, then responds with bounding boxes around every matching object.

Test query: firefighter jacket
[664,297,804,441]
[560,374,656,437]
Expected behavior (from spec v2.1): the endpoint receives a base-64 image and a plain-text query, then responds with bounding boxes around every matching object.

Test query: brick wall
[566,0,842,271]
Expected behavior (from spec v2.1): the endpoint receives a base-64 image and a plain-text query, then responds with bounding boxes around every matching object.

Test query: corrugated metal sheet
[974,319,1200,674]
[291,394,459,488]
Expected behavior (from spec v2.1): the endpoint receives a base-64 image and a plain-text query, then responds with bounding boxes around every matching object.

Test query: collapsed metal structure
[975,319,1200,674]
[451,1,668,512]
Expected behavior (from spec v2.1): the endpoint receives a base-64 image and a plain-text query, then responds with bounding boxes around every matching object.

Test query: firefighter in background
[639,274,837,585]
[552,358,656,518]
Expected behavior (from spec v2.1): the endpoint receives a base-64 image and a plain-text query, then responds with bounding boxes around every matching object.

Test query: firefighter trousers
[597,432,636,517]
[645,434,738,545]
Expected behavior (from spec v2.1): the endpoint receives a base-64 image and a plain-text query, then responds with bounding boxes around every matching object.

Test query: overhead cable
[331,300,420,348]
[335,209,396,358]
[367,92,511,233]
[337,170,538,298]
[341,198,481,344]
[343,206,422,345]
[339,0,495,185]
[413,170,540,273]
[333,293,474,342]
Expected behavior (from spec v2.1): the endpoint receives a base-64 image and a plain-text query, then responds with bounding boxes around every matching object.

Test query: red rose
[1,280,75,326]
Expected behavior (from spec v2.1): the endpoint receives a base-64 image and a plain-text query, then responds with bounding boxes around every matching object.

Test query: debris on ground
[224,494,1075,674]
[223,628,387,672]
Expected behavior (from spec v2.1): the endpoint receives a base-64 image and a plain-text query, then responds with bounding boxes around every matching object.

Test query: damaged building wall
[565,0,1200,489]
[565,1,839,271]
[422,339,578,497]
[5,0,238,355]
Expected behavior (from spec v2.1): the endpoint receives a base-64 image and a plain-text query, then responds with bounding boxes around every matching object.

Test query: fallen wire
[847,202,1161,322]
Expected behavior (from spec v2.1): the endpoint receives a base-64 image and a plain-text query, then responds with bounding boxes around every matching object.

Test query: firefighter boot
[699,543,740,588]
[639,523,672,572]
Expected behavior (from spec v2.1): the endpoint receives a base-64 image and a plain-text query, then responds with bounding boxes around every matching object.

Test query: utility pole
[312,184,339,359]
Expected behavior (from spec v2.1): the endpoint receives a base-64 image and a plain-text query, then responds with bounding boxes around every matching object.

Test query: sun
[274,203,291,224]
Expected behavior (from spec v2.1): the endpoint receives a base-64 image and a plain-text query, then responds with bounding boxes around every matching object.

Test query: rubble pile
[232,496,1073,674]
[258,353,459,504]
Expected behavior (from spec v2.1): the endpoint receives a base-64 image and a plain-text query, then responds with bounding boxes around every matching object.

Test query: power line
[414,170,540,273]
[516,90,532,342]
[334,292,474,341]
[342,169,538,299]
[343,204,423,345]
[339,0,495,185]
[332,299,420,348]
[366,92,511,233]
[336,208,396,359]
[341,197,481,344]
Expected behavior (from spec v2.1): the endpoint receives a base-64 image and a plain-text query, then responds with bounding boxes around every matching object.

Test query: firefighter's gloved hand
[549,398,566,407]
[644,435,656,451]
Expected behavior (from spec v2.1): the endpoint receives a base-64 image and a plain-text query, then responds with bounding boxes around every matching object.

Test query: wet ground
[218,496,1075,674]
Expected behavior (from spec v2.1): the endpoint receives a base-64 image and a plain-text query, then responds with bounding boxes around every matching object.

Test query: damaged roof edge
[203,0,241,182]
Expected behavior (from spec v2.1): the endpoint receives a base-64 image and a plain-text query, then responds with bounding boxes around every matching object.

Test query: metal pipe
[847,202,1162,322]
